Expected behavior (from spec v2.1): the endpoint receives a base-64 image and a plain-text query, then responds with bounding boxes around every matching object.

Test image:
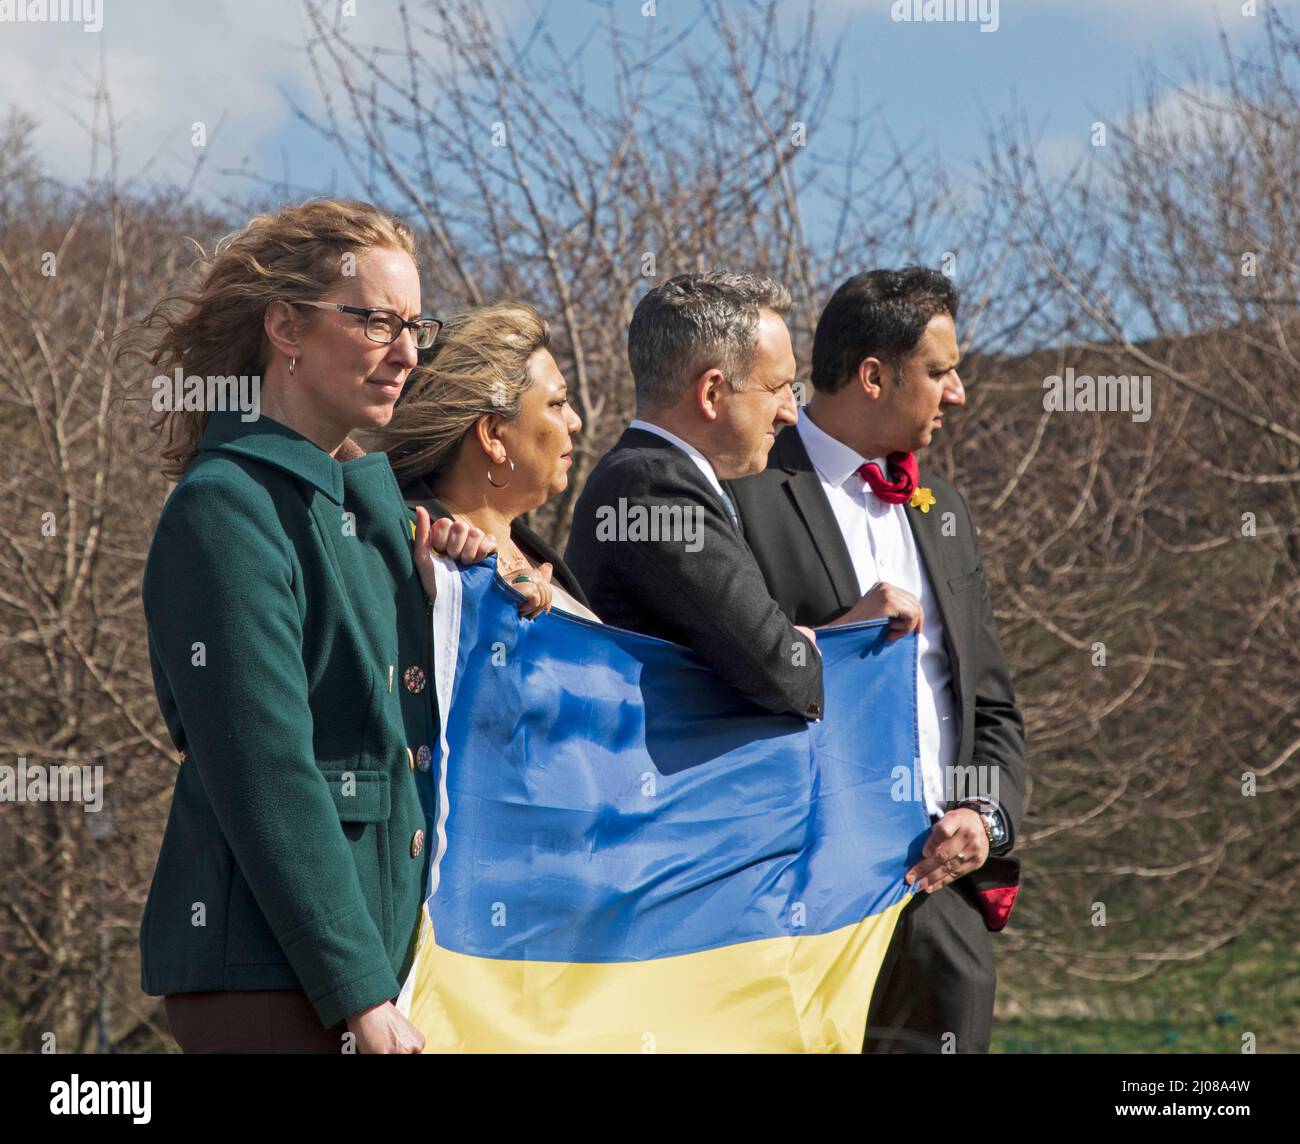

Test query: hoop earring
[486,456,514,489]
[288,357,297,376]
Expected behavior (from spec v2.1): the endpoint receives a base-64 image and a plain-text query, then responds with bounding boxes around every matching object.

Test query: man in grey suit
[728,268,1027,1053]
[565,272,824,720]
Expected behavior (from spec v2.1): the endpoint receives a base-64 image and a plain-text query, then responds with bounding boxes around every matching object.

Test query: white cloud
[1032,81,1236,184]
[0,1,318,187]
[1122,80,1239,142]
[0,0,528,195]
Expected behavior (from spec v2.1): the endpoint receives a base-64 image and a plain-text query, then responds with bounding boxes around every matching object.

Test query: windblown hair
[374,301,551,485]
[115,198,418,480]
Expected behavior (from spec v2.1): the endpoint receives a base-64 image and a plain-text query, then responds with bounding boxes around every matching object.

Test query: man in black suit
[565,272,823,720]
[728,268,1027,1053]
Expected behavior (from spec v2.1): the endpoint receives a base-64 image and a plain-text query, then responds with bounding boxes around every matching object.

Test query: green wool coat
[139,411,439,1029]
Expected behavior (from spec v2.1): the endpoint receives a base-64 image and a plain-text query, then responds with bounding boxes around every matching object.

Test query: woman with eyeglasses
[124,198,510,1053]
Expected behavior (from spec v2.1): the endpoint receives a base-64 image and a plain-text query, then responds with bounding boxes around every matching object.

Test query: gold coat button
[410,829,425,858]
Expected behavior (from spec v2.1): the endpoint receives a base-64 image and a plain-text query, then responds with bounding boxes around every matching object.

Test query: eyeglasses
[291,300,443,350]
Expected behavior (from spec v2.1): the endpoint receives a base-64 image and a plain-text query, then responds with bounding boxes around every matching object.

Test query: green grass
[993,927,1300,1053]
[0,999,20,1052]
[997,1017,1272,1054]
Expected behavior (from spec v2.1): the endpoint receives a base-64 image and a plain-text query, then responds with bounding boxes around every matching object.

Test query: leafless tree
[292,0,948,538]
[0,92,222,1050]
[942,6,1300,1018]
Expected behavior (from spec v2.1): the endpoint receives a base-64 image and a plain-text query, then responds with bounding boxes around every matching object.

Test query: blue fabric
[430,561,929,963]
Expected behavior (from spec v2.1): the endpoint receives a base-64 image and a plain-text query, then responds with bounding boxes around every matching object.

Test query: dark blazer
[401,474,590,608]
[727,424,1027,903]
[564,426,824,720]
[139,412,438,1029]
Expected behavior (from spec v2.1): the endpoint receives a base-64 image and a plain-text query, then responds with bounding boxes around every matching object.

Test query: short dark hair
[810,267,958,395]
[628,271,793,408]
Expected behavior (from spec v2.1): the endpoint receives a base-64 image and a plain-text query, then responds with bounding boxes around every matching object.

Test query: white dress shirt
[797,413,960,818]
[627,419,738,522]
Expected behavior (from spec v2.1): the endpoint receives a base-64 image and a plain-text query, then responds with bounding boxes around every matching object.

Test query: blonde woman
[373,302,596,621]
[124,199,496,1054]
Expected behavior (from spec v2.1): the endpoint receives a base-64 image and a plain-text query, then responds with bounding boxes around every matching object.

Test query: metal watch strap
[960,798,1007,852]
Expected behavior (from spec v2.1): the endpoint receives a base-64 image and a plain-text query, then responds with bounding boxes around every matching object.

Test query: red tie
[857,452,918,504]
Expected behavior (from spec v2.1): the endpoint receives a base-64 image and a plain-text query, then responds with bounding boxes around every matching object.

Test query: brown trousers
[164,990,349,1054]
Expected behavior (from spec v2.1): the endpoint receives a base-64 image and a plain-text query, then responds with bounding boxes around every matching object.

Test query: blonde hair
[115,198,418,480]
[376,301,551,485]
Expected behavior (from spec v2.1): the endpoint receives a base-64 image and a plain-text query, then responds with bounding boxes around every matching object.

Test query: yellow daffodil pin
[909,486,936,513]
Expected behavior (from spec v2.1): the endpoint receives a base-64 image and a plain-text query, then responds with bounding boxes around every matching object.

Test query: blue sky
[0,0,1274,231]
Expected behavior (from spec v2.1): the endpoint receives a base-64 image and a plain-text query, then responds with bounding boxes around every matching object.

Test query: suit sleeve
[569,457,824,720]
[958,490,1027,852]
[144,477,399,1027]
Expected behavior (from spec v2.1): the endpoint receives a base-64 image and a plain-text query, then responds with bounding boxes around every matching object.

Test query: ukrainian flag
[396,559,927,1052]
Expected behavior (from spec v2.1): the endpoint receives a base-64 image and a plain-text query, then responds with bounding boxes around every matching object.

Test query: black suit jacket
[564,427,824,720]
[401,475,591,607]
[727,424,1027,908]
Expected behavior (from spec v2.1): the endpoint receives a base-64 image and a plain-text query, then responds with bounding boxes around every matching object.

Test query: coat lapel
[905,474,963,686]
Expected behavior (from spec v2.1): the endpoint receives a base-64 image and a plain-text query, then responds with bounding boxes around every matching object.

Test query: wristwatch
[959,799,1009,854]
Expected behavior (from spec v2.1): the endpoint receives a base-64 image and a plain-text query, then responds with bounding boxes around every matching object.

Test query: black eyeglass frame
[290,300,443,349]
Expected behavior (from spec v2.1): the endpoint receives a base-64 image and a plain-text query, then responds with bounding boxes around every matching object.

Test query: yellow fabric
[403,895,912,1053]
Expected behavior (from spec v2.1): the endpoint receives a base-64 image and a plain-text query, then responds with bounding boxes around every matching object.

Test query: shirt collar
[198,411,349,504]
[796,410,886,489]
[628,418,727,499]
